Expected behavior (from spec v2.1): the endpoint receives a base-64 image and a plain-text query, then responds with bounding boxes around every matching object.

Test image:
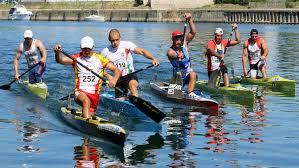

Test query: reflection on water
[73,137,128,167]
[240,89,267,143]
[74,138,100,168]
[164,108,201,167]
[168,149,197,167]
[16,121,48,153]
[204,115,230,153]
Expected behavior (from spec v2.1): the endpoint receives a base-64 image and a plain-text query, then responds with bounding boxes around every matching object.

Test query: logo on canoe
[98,124,123,135]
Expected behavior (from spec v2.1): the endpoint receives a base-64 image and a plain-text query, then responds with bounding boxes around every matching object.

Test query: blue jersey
[169,45,192,78]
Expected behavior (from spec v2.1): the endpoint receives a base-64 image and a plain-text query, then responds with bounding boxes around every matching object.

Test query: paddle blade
[128,95,166,123]
[0,84,11,90]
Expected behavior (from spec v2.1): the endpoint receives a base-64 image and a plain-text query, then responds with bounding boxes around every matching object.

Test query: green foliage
[214,0,267,5]
[286,0,299,8]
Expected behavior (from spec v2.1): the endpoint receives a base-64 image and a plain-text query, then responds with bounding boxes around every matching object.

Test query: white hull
[8,14,31,20]
[8,5,32,21]
[84,15,105,22]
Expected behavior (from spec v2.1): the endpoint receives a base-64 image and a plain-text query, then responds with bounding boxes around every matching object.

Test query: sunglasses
[173,35,184,40]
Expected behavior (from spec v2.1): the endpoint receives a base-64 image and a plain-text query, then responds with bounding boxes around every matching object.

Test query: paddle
[208,31,233,87]
[0,62,40,90]
[60,64,155,100]
[246,58,261,77]
[181,20,187,47]
[117,64,154,83]
[59,50,166,123]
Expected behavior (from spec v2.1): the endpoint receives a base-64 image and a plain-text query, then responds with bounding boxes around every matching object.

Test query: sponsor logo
[98,124,123,135]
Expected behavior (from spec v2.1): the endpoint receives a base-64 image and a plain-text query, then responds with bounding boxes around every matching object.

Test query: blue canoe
[100,93,149,119]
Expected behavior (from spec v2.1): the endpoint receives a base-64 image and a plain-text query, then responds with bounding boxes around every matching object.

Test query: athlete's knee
[82,97,91,106]
[259,64,266,70]
[190,71,197,79]
[129,80,138,89]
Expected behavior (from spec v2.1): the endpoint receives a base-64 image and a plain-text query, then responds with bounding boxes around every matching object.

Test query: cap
[80,36,94,49]
[24,30,33,38]
[250,29,258,35]
[215,28,223,35]
[172,30,183,39]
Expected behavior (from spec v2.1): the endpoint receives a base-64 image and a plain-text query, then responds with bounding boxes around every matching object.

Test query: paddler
[242,29,269,79]
[206,23,240,87]
[101,28,160,99]
[53,36,121,119]
[14,30,47,84]
[166,13,199,99]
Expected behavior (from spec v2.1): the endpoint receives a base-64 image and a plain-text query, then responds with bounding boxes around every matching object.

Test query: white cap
[215,28,223,35]
[80,36,94,49]
[24,30,33,38]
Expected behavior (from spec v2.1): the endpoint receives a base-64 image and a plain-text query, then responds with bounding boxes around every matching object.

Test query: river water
[0,21,298,167]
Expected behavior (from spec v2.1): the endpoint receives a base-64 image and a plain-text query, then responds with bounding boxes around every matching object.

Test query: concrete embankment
[1,9,299,24]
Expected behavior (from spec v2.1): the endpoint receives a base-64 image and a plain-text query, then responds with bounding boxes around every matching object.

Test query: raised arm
[184,13,196,46]
[53,44,73,65]
[228,23,240,46]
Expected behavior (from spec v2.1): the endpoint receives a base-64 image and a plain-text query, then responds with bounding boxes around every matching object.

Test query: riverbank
[1,3,299,24]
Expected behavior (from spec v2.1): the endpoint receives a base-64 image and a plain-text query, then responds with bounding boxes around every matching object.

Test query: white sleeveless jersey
[20,39,40,67]
[247,42,262,65]
[101,41,136,76]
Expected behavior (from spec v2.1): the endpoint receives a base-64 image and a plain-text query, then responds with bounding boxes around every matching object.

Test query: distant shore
[1,3,299,24]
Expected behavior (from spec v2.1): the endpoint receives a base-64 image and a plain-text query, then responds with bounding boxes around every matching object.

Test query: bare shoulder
[260,37,267,43]
[167,48,176,57]
[35,39,45,46]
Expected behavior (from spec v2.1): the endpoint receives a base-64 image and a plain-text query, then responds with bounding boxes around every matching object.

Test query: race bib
[115,61,127,71]
[78,73,99,93]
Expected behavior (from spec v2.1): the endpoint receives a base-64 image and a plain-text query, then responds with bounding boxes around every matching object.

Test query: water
[0,21,298,167]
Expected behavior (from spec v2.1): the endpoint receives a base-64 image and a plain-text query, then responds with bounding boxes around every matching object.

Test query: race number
[169,84,182,90]
[79,73,98,86]
[82,75,95,82]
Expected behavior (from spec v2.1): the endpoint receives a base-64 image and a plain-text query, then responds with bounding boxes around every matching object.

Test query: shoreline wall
[1,9,299,24]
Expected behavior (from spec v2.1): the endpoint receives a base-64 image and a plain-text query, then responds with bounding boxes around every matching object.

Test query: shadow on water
[125,133,164,165]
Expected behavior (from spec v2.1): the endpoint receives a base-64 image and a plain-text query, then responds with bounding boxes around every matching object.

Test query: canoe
[100,93,148,119]
[150,81,219,112]
[19,80,48,99]
[196,80,255,106]
[60,106,127,147]
[231,75,295,93]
